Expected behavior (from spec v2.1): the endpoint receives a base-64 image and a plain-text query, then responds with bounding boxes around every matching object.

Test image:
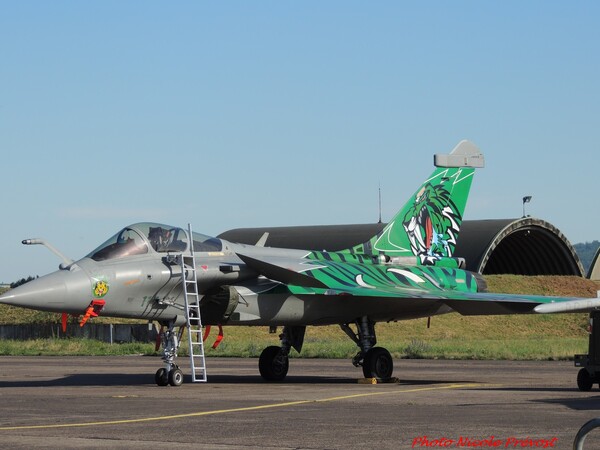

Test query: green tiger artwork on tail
[335,141,479,268]
[401,170,469,265]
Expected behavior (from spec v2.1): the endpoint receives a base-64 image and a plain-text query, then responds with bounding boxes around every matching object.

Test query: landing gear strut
[155,321,185,386]
[575,311,600,391]
[259,326,305,382]
[341,317,394,380]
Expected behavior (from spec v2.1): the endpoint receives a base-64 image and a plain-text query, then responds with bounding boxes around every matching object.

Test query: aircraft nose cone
[0,267,91,313]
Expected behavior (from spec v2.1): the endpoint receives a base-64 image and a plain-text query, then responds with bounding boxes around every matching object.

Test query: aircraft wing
[237,253,329,289]
[237,253,600,315]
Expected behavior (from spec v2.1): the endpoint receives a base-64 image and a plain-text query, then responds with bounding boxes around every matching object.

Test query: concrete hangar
[219,217,585,277]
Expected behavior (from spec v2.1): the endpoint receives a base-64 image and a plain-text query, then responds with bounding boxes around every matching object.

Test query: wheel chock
[357,377,400,384]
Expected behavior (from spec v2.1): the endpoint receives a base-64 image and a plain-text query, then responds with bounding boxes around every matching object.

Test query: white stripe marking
[387,268,426,283]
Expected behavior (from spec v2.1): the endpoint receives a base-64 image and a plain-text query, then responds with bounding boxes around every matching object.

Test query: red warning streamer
[79,299,106,327]
[202,325,224,349]
[212,325,224,349]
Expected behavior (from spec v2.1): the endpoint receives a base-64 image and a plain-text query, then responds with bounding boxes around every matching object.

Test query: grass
[204,318,589,361]
[0,276,598,359]
[1,333,582,360]
[0,338,154,356]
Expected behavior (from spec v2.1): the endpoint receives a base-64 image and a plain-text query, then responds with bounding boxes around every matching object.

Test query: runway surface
[0,356,599,449]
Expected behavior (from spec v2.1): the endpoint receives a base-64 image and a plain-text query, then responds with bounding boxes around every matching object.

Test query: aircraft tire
[155,368,169,386]
[577,368,593,392]
[362,347,393,380]
[168,368,184,387]
[259,345,289,381]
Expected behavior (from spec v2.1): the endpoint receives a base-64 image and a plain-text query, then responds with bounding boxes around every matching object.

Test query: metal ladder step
[181,223,207,382]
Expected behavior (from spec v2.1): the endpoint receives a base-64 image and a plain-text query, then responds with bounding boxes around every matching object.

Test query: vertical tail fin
[346,140,484,264]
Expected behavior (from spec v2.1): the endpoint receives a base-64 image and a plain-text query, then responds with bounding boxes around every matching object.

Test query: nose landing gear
[155,321,185,386]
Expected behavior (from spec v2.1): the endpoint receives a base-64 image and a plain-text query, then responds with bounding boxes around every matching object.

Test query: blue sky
[1,2,599,281]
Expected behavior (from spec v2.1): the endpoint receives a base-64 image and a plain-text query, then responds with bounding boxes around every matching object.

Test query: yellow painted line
[0,383,480,431]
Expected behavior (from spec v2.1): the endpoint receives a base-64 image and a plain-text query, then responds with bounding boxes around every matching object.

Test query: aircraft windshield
[87,222,222,261]
[88,228,149,261]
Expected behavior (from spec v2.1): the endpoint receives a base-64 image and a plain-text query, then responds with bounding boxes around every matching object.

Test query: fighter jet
[2,140,599,386]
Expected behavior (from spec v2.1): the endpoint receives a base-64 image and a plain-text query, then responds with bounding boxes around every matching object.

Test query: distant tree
[573,241,600,274]
[10,275,38,289]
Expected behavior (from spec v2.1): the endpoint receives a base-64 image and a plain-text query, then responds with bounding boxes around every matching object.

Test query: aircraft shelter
[218,217,584,277]
[589,248,600,281]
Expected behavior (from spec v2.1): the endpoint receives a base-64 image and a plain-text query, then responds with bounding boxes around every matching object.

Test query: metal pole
[522,195,532,218]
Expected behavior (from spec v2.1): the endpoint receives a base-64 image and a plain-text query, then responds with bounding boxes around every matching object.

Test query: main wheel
[155,368,169,386]
[362,347,394,379]
[577,368,593,391]
[168,368,184,387]
[259,345,289,381]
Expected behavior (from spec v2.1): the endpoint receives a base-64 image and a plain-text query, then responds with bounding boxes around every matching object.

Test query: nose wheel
[155,366,184,387]
[155,368,169,386]
[155,322,185,386]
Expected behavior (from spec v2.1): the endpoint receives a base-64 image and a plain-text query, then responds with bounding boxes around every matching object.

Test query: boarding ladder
[181,223,207,382]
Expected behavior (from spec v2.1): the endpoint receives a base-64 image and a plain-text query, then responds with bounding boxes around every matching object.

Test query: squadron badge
[93,280,109,298]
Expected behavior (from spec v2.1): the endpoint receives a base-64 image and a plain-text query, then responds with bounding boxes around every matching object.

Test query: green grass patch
[0,338,155,356]
[0,324,587,360]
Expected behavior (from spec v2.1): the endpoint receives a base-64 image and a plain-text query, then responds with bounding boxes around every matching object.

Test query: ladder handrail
[181,223,207,382]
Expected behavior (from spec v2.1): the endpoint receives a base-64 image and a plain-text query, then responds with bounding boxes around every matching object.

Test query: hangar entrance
[455,218,584,276]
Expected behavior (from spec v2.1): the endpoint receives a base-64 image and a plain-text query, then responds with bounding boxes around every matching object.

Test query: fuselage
[0,222,469,327]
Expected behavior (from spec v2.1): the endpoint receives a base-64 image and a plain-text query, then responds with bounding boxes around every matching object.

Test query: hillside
[574,241,600,274]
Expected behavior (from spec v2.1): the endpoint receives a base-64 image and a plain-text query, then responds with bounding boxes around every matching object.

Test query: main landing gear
[341,316,394,380]
[257,317,394,382]
[259,326,305,382]
[155,321,185,387]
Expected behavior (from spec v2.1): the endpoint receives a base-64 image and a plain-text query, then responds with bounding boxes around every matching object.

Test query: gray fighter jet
[2,141,599,386]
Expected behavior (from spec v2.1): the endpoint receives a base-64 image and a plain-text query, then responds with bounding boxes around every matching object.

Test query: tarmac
[0,356,599,449]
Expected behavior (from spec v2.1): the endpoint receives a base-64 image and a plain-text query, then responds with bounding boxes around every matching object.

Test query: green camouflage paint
[294,259,479,294]
[342,166,475,264]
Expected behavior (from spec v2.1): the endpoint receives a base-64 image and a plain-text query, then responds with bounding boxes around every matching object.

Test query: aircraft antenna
[378,183,382,224]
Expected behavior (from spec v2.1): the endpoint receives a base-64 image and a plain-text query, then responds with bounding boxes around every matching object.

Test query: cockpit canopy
[87,222,223,262]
